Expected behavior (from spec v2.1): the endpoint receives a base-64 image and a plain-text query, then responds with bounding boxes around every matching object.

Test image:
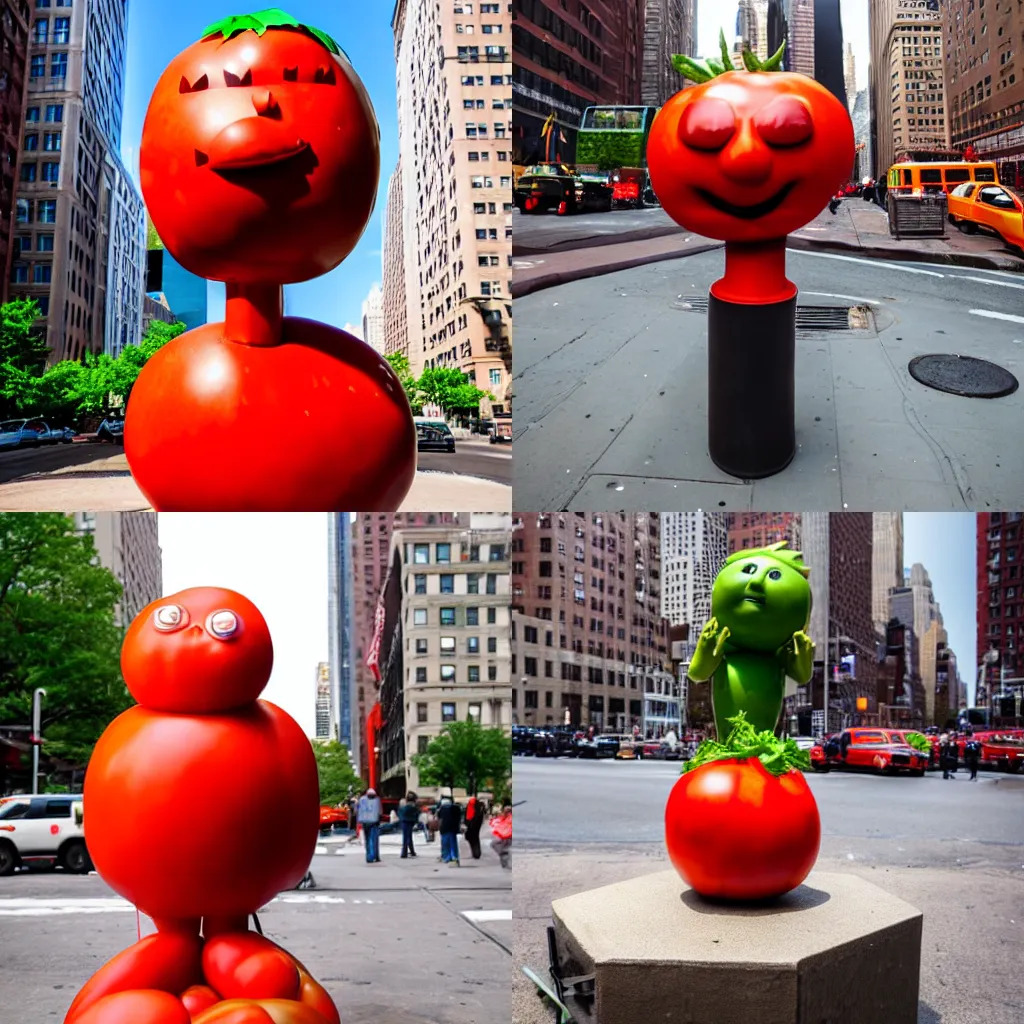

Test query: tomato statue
[126,9,416,511]
[66,587,338,1024]
[648,32,855,478]
[666,544,820,901]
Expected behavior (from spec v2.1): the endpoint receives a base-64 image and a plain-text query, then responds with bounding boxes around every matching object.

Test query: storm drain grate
[908,354,1019,398]
[673,296,863,332]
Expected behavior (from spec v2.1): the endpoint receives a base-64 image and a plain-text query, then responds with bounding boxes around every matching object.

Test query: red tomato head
[664,758,820,900]
[648,70,854,242]
[122,587,272,713]
[140,11,379,284]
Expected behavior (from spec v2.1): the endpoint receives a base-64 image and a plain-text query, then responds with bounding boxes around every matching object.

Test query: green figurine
[689,542,815,738]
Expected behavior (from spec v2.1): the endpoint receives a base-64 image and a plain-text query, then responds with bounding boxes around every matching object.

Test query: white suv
[0,795,91,875]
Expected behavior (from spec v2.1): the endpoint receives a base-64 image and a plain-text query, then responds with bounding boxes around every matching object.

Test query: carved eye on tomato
[680,99,736,152]
[153,604,188,632]
[648,69,854,243]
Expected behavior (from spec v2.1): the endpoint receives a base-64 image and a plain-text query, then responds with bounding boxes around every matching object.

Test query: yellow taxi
[946,181,1024,255]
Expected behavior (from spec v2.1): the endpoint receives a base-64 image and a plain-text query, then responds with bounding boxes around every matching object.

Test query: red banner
[365,566,390,683]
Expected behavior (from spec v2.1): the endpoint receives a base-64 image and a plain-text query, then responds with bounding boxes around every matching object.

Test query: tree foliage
[312,739,362,806]
[0,514,129,771]
[412,718,511,796]
[416,366,493,415]
[384,352,422,414]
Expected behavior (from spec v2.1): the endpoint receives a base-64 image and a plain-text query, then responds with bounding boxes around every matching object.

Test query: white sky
[157,514,329,737]
[697,0,871,93]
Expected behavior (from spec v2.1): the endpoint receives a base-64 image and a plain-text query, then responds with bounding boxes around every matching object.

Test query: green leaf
[706,58,725,76]
[763,39,787,71]
[904,731,932,754]
[682,712,810,777]
[718,29,734,72]
[741,47,762,72]
[306,25,344,58]
[201,8,344,57]
[671,54,712,84]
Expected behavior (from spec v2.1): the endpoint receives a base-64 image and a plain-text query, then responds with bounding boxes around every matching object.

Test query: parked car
[594,736,619,759]
[0,418,75,450]
[96,412,125,444]
[810,728,928,776]
[415,421,456,454]
[956,731,1024,772]
[319,805,349,831]
[946,181,1024,254]
[513,726,536,755]
[0,794,92,875]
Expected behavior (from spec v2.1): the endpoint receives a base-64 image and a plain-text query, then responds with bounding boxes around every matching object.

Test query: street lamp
[31,688,46,796]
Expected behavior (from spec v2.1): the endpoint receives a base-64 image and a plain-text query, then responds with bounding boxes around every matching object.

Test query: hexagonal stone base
[551,870,922,1024]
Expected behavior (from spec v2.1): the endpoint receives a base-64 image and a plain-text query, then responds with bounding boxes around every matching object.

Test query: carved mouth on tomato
[201,118,310,173]
[695,181,797,220]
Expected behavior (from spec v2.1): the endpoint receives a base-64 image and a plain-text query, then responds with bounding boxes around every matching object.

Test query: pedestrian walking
[490,803,512,870]
[437,794,462,865]
[965,738,981,781]
[828,190,842,215]
[356,788,383,863]
[464,795,484,860]
[399,790,420,858]
[941,734,958,780]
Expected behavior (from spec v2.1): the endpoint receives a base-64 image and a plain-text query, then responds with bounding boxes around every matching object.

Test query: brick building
[510,512,670,733]
[1,0,30,300]
[727,512,801,554]
[976,512,1024,708]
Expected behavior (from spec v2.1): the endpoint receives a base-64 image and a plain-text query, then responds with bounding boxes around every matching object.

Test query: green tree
[412,718,511,796]
[384,352,421,414]
[312,739,362,805]
[0,298,48,373]
[416,366,492,416]
[0,514,129,772]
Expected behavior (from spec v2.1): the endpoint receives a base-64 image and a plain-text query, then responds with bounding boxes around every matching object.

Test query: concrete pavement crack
[423,885,511,957]
[513,328,589,381]
[561,413,635,508]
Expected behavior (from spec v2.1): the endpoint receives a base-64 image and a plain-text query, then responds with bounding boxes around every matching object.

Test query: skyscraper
[785,0,815,76]
[1,0,31,301]
[727,512,801,554]
[812,0,848,108]
[844,41,857,112]
[380,163,407,357]
[327,514,355,762]
[314,662,333,741]
[388,0,511,418]
[976,512,1024,708]
[872,512,904,636]
[641,0,695,106]
[10,0,143,362]
[737,0,770,62]
[889,562,944,723]
[660,513,728,631]
[361,283,385,355]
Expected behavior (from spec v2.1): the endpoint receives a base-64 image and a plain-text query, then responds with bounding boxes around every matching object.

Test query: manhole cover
[673,297,862,331]
[908,354,1019,398]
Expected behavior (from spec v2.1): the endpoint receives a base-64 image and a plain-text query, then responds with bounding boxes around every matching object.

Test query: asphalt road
[0,832,511,1024]
[513,206,680,254]
[419,439,513,485]
[511,758,1024,1024]
[0,440,124,485]
[514,247,1024,509]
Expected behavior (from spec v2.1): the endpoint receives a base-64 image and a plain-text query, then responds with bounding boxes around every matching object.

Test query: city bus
[575,105,660,208]
[887,160,999,197]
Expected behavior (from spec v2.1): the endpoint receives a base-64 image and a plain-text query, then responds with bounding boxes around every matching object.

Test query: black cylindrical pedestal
[708,291,797,479]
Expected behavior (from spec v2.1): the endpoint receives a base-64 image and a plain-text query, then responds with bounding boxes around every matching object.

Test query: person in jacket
[964,738,981,781]
[941,734,958,780]
[437,795,462,865]
[490,804,512,870]
[399,790,420,858]
[464,795,484,859]
[356,788,383,863]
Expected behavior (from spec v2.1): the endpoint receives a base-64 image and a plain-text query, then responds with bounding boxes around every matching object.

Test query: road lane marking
[958,276,1024,291]
[788,250,946,277]
[462,909,512,922]
[970,309,1024,324]
[803,292,881,305]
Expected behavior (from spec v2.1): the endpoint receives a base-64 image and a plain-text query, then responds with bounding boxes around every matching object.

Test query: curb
[512,223,684,257]
[513,234,1024,299]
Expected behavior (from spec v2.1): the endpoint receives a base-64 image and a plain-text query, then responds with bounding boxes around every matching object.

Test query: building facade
[737,0,770,62]
[869,0,949,178]
[73,511,162,626]
[10,0,138,362]
[512,0,645,164]
[641,0,694,106]
[727,511,801,554]
[361,282,385,355]
[103,148,143,356]
[976,512,1024,708]
[812,0,848,108]
[1,0,31,301]
[390,0,511,418]
[314,662,333,741]
[872,511,904,637]
[327,514,356,763]
[380,163,407,357]
[785,0,815,76]
[146,244,207,332]
[510,512,670,733]
[945,0,1024,184]
[660,512,728,631]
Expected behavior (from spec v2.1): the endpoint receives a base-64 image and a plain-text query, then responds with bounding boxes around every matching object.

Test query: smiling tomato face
[121,587,273,713]
[140,27,379,283]
[648,71,854,242]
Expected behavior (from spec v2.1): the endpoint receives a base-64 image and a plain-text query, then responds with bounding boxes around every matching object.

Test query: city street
[0,832,511,1024]
[511,757,1024,1024]
[514,245,1024,510]
[419,437,513,486]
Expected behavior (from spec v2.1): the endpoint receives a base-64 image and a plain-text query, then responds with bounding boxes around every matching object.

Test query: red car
[957,732,1024,773]
[810,728,928,776]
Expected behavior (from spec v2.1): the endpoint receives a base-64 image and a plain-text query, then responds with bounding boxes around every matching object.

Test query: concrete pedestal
[551,870,923,1024]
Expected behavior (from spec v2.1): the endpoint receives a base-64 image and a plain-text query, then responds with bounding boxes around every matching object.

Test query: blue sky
[904,514,978,704]
[121,1,398,331]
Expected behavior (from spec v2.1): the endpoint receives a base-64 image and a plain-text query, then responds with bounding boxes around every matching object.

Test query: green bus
[575,105,660,171]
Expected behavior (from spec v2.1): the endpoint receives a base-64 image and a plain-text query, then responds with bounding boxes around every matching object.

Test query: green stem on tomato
[682,711,810,776]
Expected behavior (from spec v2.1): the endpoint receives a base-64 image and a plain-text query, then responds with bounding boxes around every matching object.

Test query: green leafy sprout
[904,731,932,754]
[682,711,810,777]
[671,28,786,84]
[202,8,347,60]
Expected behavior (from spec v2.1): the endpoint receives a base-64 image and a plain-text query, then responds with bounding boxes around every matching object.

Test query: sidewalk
[512,201,1024,298]
[0,453,510,511]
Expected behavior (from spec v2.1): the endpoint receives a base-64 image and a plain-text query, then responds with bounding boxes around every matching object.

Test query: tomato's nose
[719,126,773,187]
[252,89,279,117]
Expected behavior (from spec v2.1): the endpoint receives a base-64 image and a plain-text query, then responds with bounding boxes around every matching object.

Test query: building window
[417,735,430,754]
[10,264,29,284]
[42,161,59,182]
[488,636,497,653]
[441,664,456,682]
[415,638,427,654]
[439,573,455,593]
[524,691,538,709]
[440,607,456,626]
[468,702,482,720]
[24,134,39,151]
[30,55,45,79]
[442,703,457,722]
[468,665,480,682]
[53,16,69,42]
[486,573,497,594]
[487,607,496,624]
[37,234,54,252]
[51,52,68,78]
[45,104,63,122]
[16,234,31,253]
[413,543,429,563]
[37,296,50,316]
[33,18,47,42]
[466,607,479,626]
[416,667,427,683]
[16,200,31,224]
[25,107,40,123]
[467,636,479,653]
[467,573,479,593]
[414,574,426,594]
[488,665,497,681]
[417,703,428,723]
[440,636,456,653]
[489,368,502,386]
[436,542,451,563]
[38,200,56,223]
[33,264,51,284]
[20,163,36,182]
[44,133,61,151]
[413,608,427,626]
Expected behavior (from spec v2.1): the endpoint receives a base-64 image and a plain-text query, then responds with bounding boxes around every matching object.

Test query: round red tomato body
[664,758,820,900]
[124,320,417,511]
[648,71,854,243]
[84,701,318,921]
[141,31,379,284]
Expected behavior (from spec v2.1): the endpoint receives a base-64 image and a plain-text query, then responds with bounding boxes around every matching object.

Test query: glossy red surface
[664,758,820,900]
